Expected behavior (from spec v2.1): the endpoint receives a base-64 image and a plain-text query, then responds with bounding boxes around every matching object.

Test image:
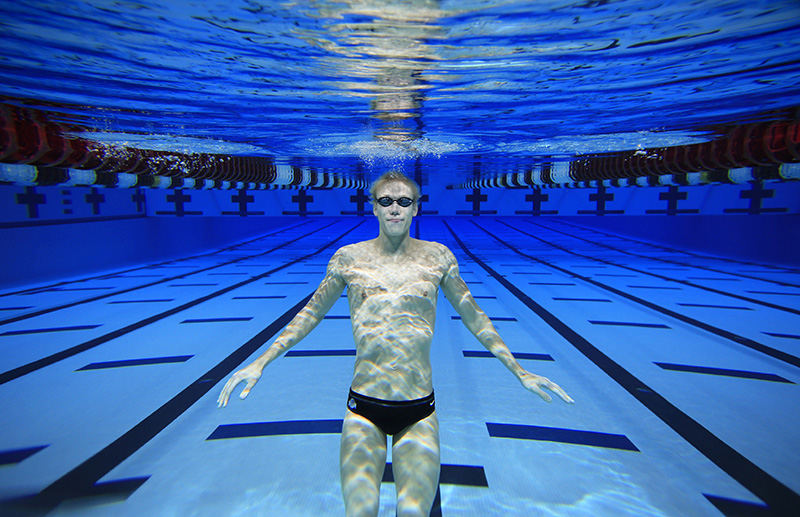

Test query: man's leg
[391,412,440,517]
[341,410,387,517]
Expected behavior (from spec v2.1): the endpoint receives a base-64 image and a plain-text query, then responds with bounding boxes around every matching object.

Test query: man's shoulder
[416,239,456,261]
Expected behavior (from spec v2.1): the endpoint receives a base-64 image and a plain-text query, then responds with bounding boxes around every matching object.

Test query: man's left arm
[440,247,573,403]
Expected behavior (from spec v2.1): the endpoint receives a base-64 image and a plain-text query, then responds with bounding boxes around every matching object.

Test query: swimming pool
[0,1,799,515]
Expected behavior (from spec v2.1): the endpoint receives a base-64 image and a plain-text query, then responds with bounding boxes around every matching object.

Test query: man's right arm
[252,248,347,369]
[218,248,347,406]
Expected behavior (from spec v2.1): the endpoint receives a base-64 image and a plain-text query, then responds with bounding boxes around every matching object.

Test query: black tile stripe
[0,221,362,386]
[594,274,637,277]
[285,349,356,357]
[747,291,800,296]
[472,295,496,299]
[1,325,101,337]
[552,297,611,302]
[180,317,253,323]
[46,287,116,291]
[687,277,741,281]
[232,296,287,299]
[507,220,800,316]
[478,221,800,370]
[451,316,517,322]
[444,219,800,515]
[588,320,671,329]
[383,463,488,487]
[77,356,193,371]
[0,306,34,311]
[654,363,793,383]
[323,315,350,319]
[108,299,174,304]
[677,303,752,310]
[487,423,639,452]
[0,445,48,466]
[0,220,330,327]
[762,332,800,340]
[463,350,553,361]
[207,420,343,439]
[528,282,577,286]
[704,494,770,515]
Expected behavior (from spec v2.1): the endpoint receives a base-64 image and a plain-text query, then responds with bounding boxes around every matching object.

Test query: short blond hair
[369,171,421,202]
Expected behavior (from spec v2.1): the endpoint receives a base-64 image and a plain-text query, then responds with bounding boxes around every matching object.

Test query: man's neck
[376,231,411,255]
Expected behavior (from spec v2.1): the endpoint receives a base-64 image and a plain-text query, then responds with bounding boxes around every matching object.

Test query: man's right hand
[217,362,263,407]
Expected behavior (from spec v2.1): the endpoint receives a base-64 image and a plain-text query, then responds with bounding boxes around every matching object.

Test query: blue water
[1,0,799,177]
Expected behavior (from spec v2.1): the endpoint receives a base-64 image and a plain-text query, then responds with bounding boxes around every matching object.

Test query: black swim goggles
[375,196,415,207]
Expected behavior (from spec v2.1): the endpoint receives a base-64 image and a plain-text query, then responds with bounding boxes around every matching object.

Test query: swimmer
[218,170,573,516]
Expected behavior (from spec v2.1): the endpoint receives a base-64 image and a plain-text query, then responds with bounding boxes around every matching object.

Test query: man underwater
[218,170,573,516]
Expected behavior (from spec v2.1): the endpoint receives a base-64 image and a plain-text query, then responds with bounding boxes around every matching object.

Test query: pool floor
[0,216,797,516]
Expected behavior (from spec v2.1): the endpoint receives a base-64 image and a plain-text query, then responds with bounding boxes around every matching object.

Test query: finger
[531,385,552,402]
[240,379,257,399]
[218,378,239,407]
[548,383,574,404]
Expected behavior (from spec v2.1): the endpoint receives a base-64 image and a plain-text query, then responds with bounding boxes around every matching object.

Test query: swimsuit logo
[429,400,434,406]
[348,398,357,410]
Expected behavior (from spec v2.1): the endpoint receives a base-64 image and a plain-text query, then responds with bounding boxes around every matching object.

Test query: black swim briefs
[346,389,435,435]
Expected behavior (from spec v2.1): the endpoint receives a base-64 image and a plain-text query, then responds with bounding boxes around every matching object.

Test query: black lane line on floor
[485,221,800,370]
[232,295,287,300]
[444,219,800,515]
[46,287,116,291]
[108,299,174,304]
[704,494,771,515]
[654,363,794,384]
[588,320,671,329]
[168,283,219,287]
[677,303,752,310]
[0,220,314,299]
[552,297,611,302]
[763,332,800,340]
[180,317,253,323]
[520,220,800,314]
[207,419,343,439]
[0,220,331,327]
[1,325,102,337]
[547,218,800,276]
[0,306,34,311]
[77,356,193,371]
[0,221,362,386]
[748,290,800,296]
[451,316,517,322]
[323,315,350,319]
[25,223,361,511]
[472,295,496,299]
[285,349,356,357]
[529,282,577,286]
[535,220,800,290]
[627,285,682,290]
[486,423,639,452]
[0,445,48,466]
[463,351,553,361]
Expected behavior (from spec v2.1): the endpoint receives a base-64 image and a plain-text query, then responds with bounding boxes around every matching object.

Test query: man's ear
[372,202,378,217]
[412,203,418,217]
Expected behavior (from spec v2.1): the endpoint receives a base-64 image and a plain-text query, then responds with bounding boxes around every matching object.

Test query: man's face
[372,181,418,238]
